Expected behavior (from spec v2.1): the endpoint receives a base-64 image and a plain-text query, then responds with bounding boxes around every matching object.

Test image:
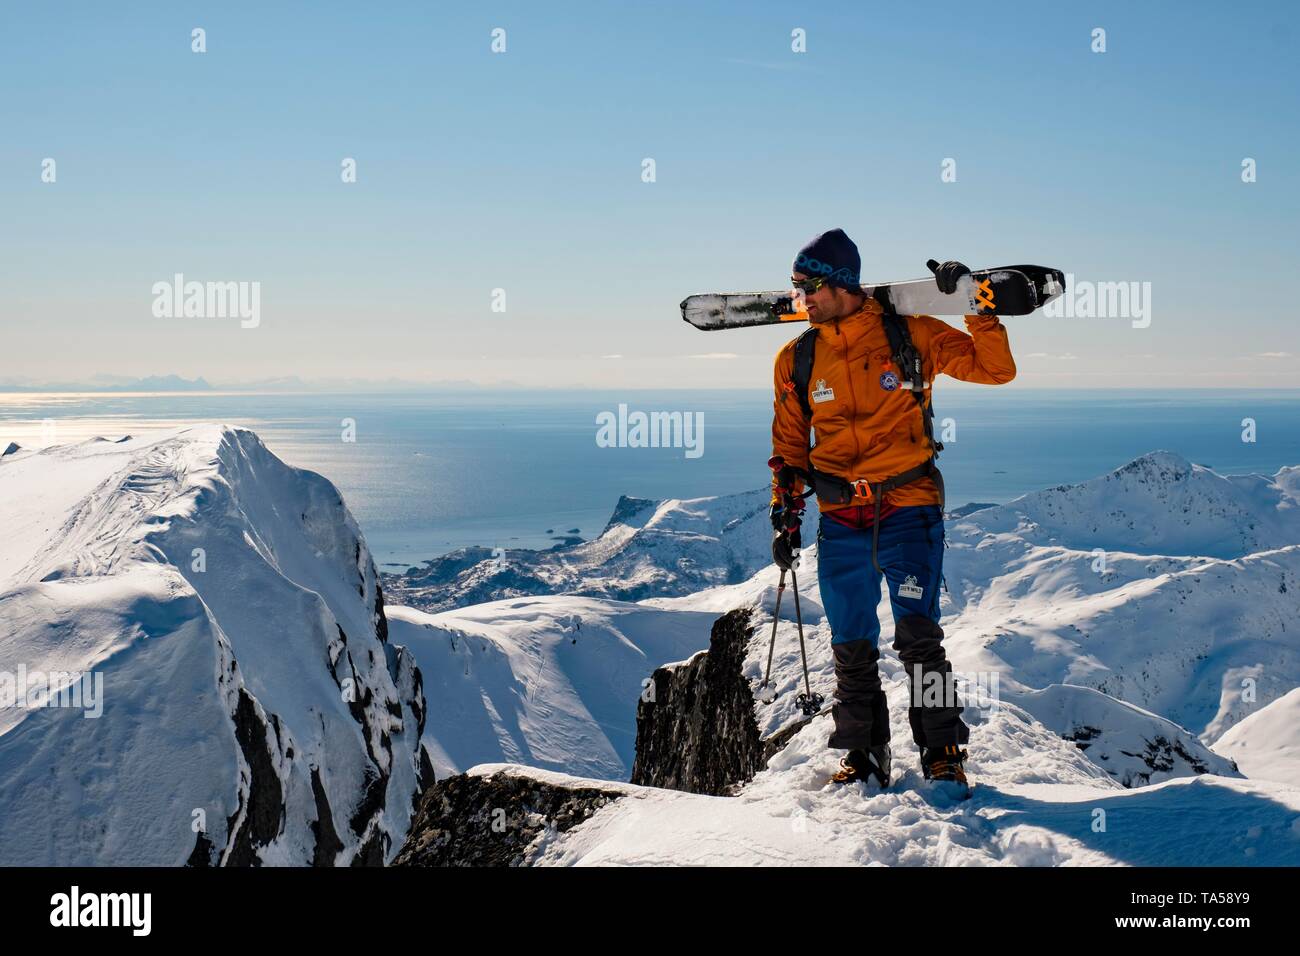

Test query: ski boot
[831,744,891,788]
[920,744,971,796]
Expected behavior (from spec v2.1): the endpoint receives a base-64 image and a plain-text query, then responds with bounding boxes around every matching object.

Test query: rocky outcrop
[391,771,623,866]
[391,601,818,863]
[631,607,767,795]
[603,495,657,531]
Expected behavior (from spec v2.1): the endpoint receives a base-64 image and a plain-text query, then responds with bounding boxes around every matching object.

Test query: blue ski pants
[816,504,969,752]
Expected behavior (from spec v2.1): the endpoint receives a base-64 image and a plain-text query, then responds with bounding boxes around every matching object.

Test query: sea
[2,389,1298,569]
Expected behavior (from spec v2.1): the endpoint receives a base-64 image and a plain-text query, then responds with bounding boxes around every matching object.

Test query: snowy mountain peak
[962,449,1300,559]
[1116,448,1195,476]
[0,424,428,865]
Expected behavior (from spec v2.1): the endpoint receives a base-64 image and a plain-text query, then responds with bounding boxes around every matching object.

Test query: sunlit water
[3,389,1298,568]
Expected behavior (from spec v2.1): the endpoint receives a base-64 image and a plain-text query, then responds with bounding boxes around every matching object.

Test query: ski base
[682,264,1065,330]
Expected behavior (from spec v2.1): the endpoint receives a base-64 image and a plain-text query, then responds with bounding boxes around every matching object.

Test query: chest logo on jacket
[879,370,900,391]
[811,379,835,404]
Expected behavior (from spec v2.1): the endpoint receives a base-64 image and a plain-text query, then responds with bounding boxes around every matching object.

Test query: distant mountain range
[0,374,215,392]
[0,374,529,392]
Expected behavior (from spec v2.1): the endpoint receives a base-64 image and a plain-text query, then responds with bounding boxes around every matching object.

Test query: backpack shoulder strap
[791,326,819,422]
[882,314,943,456]
[881,314,917,387]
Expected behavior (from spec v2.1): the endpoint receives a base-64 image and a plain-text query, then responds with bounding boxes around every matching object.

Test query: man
[769,227,1016,792]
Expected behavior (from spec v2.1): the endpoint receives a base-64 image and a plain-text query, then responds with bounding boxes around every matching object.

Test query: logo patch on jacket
[898,574,924,599]
[811,378,835,403]
[879,370,900,391]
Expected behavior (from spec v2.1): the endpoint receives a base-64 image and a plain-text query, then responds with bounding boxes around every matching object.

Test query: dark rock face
[391,771,623,867]
[350,828,388,867]
[1119,734,1212,788]
[185,831,215,867]
[631,607,765,796]
[224,689,286,867]
[309,767,344,867]
[603,495,657,530]
[210,575,423,867]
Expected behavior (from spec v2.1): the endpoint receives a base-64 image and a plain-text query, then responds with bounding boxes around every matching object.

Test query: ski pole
[760,567,786,693]
[789,567,824,716]
[763,453,822,714]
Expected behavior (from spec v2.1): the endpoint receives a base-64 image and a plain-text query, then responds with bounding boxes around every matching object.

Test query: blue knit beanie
[792,228,861,289]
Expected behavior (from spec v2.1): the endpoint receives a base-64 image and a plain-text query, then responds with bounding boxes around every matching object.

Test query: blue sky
[2,1,1297,387]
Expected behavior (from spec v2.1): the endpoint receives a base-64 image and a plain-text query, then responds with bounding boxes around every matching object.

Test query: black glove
[772,524,801,570]
[927,259,971,295]
[769,501,786,532]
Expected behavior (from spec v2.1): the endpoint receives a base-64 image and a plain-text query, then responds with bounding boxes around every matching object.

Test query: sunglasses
[792,276,830,295]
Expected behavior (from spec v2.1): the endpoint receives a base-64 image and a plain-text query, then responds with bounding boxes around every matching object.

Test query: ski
[681,264,1065,331]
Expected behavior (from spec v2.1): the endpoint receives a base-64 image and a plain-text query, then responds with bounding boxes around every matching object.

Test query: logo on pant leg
[898,574,924,599]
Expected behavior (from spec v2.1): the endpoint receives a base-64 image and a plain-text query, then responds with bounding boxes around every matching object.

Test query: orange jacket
[771,296,1016,511]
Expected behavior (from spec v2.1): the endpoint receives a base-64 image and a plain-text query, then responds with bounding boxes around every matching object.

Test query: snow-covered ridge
[0,425,428,865]
[384,487,785,612]
[941,451,1300,741]
[966,450,1300,559]
[386,449,1299,614]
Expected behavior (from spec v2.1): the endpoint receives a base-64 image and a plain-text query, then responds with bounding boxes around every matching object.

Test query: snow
[1212,687,1300,788]
[388,596,718,780]
[937,453,1300,741]
[404,450,1300,866]
[468,719,1300,866]
[0,425,423,865]
[4,429,1298,867]
[465,663,1298,866]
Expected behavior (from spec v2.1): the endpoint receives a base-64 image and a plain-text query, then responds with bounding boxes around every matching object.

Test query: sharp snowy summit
[0,426,427,865]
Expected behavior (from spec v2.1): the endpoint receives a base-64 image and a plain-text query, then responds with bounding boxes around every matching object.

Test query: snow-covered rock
[1007,684,1237,788]
[384,488,788,612]
[0,425,427,865]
